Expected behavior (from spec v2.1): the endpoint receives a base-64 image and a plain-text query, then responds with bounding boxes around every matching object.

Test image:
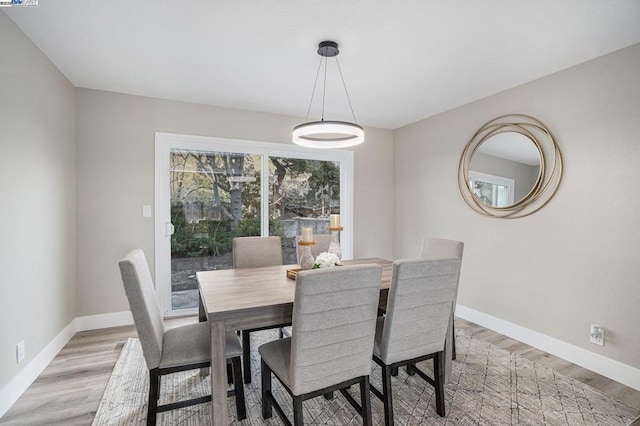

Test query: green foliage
[170,202,285,258]
[205,220,235,256]
[169,153,338,259]
[170,202,227,257]
[233,216,285,240]
[171,219,232,258]
[235,217,260,237]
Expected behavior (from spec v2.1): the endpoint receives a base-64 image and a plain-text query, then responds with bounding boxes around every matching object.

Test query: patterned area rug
[92,330,639,425]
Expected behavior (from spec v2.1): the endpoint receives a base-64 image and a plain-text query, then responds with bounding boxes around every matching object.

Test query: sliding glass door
[156,133,353,316]
[268,156,341,264]
[168,149,262,311]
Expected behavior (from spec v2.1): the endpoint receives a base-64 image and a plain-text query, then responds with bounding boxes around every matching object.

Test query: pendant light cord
[304,56,324,122]
[303,43,358,124]
[321,53,328,121]
[335,56,357,124]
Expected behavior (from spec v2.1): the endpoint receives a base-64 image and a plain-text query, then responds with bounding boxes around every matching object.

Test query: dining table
[197,257,455,425]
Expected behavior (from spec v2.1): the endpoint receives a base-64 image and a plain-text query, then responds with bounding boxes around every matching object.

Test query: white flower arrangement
[313,252,340,269]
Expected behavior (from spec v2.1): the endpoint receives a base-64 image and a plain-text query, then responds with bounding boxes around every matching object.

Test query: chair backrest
[232,236,283,269]
[118,249,165,370]
[378,257,461,365]
[420,237,464,260]
[420,237,464,319]
[289,264,382,395]
[296,234,332,260]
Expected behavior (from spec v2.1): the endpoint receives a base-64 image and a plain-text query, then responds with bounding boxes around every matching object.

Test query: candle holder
[297,240,316,270]
[327,226,343,260]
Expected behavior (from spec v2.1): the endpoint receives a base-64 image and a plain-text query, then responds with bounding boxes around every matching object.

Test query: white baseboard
[75,310,133,331]
[0,310,134,418]
[455,304,640,391]
[0,319,77,418]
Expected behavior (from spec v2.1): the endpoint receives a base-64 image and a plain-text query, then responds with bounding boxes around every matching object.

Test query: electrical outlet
[590,324,604,346]
[16,340,25,363]
[142,205,152,218]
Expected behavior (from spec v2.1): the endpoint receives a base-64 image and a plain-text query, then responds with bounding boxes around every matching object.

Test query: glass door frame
[155,132,354,317]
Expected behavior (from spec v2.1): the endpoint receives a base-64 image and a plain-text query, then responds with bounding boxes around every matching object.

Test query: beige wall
[76,89,394,316]
[0,12,76,389]
[393,43,640,368]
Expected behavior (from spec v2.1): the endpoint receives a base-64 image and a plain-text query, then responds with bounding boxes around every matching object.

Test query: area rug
[92,330,639,425]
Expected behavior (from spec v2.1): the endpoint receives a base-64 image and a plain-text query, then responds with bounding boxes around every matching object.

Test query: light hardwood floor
[1,317,638,425]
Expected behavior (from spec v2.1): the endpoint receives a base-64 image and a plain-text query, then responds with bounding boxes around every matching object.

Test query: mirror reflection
[469,132,540,208]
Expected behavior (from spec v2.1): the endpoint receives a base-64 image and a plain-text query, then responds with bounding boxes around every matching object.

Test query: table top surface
[197,258,392,319]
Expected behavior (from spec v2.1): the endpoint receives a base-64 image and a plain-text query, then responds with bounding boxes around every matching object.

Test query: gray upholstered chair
[280,234,334,339]
[420,237,464,260]
[420,237,464,361]
[259,264,382,426]
[233,235,283,269]
[232,236,285,384]
[371,257,462,425]
[119,249,246,425]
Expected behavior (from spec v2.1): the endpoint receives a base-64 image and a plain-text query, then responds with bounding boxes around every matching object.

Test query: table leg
[199,292,207,322]
[210,320,228,425]
[199,294,209,377]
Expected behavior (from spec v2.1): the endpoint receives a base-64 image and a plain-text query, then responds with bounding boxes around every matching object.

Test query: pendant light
[293,41,364,149]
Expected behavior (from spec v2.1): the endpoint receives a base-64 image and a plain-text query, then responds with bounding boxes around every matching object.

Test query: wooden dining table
[197,257,454,425]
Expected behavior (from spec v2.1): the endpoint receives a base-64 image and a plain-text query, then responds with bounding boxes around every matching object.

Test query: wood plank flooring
[1,317,638,425]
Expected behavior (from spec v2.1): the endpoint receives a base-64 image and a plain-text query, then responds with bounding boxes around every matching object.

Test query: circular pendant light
[293,120,364,148]
[293,41,365,149]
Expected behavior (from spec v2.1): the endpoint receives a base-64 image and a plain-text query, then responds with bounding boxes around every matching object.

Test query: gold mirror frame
[458,114,563,219]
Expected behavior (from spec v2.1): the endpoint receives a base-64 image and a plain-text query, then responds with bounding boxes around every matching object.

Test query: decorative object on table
[292,41,364,149]
[312,252,340,269]
[327,214,343,259]
[296,234,331,259]
[286,267,302,280]
[457,114,563,219]
[297,226,316,270]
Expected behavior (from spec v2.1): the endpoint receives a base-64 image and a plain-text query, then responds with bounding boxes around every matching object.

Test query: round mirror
[469,132,542,208]
[458,114,563,219]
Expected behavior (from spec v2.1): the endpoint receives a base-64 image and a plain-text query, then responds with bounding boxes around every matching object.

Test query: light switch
[142,205,152,218]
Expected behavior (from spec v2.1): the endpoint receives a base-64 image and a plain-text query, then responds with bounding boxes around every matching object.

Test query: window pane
[268,157,340,264]
[471,179,511,207]
[170,149,261,310]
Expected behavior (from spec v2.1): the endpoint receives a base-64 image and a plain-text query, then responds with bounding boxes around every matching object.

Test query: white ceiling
[5,1,640,130]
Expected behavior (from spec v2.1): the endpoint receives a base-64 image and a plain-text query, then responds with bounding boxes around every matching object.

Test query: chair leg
[227,363,233,384]
[242,330,251,384]
[391,366,399,377]
[323,392,334,400]
[199,366,209,378]
[434,352,446,417]
[381,364,394,426]
[360,376,373,426]
[261,359,273,419]
[452,334,457,361]
[406,363,416,376]
[147,369,159,426]
[231,357,247,420]
[293,395,304,426]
